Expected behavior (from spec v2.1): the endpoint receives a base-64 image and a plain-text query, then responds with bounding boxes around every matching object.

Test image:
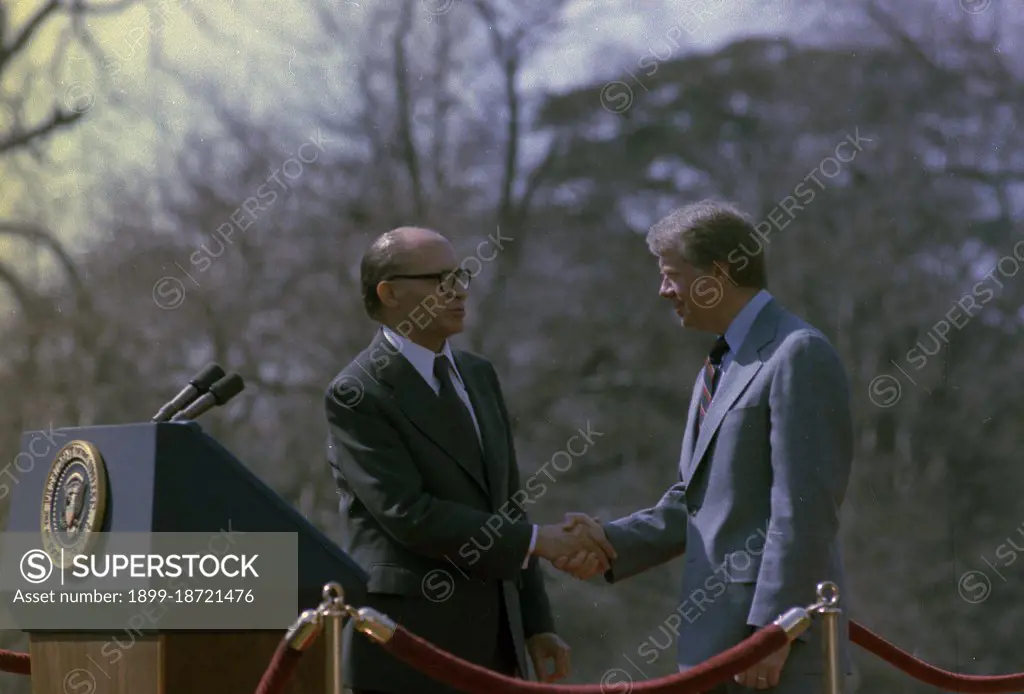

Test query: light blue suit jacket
[603,296,853,677]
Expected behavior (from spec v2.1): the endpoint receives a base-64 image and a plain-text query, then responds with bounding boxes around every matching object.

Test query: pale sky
[1,0,818,253]
[535,0,814,91]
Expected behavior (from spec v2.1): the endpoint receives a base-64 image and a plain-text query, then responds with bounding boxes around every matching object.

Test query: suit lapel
[372,332,490,499]
[684,360,763,485]
[682,301,782,487]
[678,370,704,481]
[454,353,508,509]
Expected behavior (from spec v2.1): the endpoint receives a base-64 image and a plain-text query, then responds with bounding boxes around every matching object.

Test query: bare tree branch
[0,0,144,162]
[68,0,139,14]
[470,0,520,225]
[430,15,454,197]
[514,133,567,224]
[0,106,84,154]
[0,260,37,317]
[0,0,60,73]
[177,1,239,47]
[0,222,89,306]
[862,1,949,80]
[393,2,426,220]
[944,166,1024,183]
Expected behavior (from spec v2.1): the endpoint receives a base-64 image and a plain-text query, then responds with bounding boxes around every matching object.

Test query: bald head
[377,227,450,267]
[359,226,468,348]
[360,226,457,319]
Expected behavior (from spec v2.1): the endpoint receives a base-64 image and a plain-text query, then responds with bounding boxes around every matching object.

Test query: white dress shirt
[382,327,537,567]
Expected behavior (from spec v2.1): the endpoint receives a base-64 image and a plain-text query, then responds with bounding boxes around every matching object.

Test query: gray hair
[646,200,767,288]
[359,230,406,319]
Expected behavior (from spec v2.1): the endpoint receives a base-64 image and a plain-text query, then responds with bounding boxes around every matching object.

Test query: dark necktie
[433,355,488,488]
[698,336,730,428]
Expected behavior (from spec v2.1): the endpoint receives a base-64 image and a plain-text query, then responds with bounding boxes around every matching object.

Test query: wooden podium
[4,421,368,694]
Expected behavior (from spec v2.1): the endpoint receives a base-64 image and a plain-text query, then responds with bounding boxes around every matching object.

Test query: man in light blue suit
[558,200,853,692]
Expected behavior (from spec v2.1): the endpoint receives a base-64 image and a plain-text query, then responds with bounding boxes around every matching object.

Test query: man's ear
[377,281,399,308]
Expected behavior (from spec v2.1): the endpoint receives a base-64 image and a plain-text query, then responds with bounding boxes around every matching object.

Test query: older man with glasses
[323,226,616,694]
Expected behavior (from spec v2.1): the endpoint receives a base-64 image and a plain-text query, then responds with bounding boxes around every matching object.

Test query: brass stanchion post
[817,581,842,694]
[321,582,346,694]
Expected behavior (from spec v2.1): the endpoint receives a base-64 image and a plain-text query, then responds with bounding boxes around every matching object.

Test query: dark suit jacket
[325,329,555,694]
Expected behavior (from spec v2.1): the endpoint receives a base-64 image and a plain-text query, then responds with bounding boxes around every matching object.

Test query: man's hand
[533,518,616,575]
[734,640,790,689]
[526,633,571,682]
[549,513,615,580]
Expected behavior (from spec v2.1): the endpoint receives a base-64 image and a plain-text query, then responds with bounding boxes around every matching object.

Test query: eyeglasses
[386,268,473,292]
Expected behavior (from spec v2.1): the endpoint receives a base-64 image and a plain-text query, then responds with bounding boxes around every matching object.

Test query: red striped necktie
[698,336,730,427]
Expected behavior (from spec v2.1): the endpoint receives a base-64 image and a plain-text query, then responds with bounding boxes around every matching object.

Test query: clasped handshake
[533,513,616,580]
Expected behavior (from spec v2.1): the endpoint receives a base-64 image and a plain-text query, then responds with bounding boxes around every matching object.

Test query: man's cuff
[522,525,538,569]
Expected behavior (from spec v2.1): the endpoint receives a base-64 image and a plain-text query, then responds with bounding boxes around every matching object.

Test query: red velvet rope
[0,649,30,676]
[850,621,1024,693]
[9,617,1024,694]
[253,640,303,694]
[375,619,1024,694]
[381,622,789,694]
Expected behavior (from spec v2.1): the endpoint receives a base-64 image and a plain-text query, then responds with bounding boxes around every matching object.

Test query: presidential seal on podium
[40,440,108,568]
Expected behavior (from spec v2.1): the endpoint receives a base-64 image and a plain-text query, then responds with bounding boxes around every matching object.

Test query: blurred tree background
[1,0,1023,692]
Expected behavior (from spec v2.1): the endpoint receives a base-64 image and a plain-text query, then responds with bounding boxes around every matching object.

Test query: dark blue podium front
[6,421,367,617]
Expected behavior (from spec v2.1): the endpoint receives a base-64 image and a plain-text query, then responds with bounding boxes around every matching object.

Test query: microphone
[152,363,226,422]
[170,373,245,422]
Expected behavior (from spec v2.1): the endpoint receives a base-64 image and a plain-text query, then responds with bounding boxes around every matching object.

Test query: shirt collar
[722,289,773,355]
[381,326,463,386]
